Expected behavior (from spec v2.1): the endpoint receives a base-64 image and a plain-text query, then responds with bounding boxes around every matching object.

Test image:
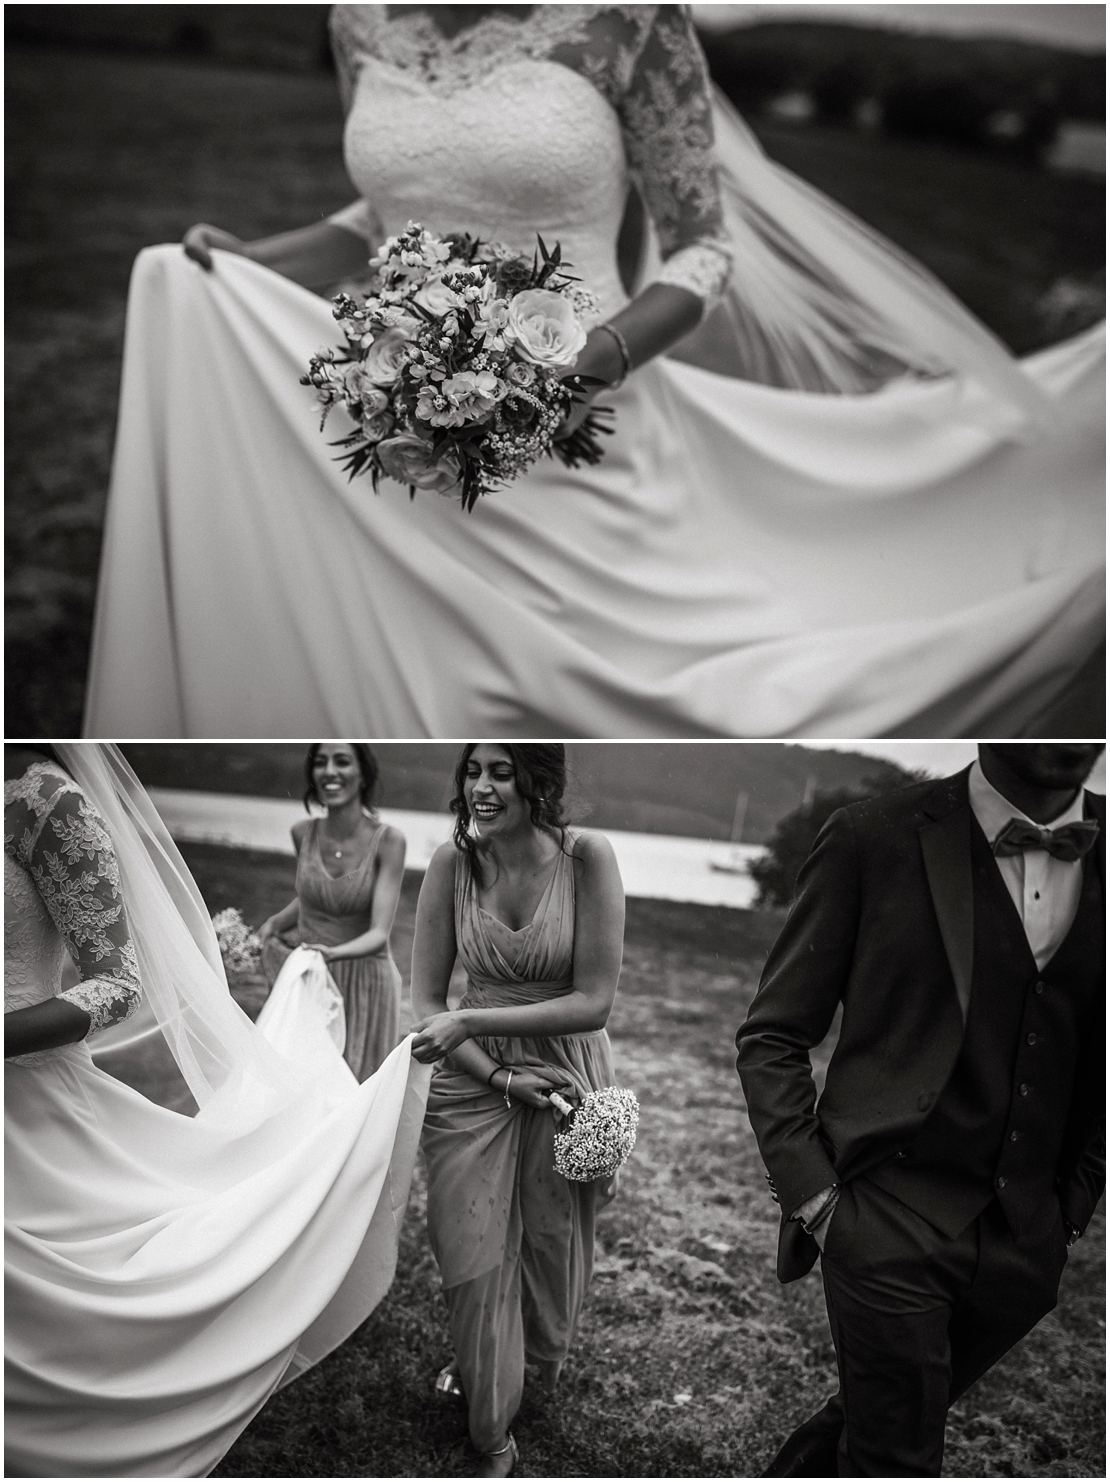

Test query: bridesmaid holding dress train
[260,743,405,1081]
[411,743,625,1477]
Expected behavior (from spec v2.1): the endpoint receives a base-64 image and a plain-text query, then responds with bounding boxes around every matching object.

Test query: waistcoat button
[1034,981,1045,994]
[1027,1032,1038,1046]
[1019,1083,1030,1095]
[1009,1130,1019,1142]
[997,1175,1007,1188]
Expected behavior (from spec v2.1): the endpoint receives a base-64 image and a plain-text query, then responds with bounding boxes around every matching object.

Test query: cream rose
[362,327,415,386]
[414,276,463,316]
[377,433,462,494]
[504,288,587,368]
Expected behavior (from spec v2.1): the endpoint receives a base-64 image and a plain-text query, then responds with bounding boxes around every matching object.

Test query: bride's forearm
[576,282,704,384]
[243,221,372,289]
[5,998,92,1058]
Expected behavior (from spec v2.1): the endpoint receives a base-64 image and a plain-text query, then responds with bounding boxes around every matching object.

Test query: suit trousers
[778,1177,1069,1477]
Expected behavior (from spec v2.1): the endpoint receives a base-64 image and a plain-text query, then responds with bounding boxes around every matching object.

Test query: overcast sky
[692,4,1106,51]
[795,741,1107,791]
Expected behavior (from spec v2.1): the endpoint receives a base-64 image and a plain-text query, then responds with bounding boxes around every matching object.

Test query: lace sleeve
[10,766,141,1035]
[618,6,732,310]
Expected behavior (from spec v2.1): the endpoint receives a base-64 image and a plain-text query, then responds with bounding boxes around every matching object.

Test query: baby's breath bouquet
[549,1087,640,1182]
[211,908,263,981]
[302,222,613,512]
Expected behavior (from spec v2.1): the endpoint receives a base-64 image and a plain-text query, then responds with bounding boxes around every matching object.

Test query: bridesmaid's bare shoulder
[376,822,407,860]
[566,827,617,868]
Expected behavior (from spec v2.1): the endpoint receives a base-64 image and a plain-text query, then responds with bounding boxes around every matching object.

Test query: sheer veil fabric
[81,4,1104,739]
[6,744,431,1478]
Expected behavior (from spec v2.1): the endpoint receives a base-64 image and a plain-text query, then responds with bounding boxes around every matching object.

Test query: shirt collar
[968,758,1086,848]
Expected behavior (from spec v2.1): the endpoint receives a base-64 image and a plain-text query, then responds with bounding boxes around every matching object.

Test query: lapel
[1085,788,1105,893]
[918,768,974,1025]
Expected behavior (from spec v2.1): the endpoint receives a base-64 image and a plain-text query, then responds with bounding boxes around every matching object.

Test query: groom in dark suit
[736,744,1105,1477]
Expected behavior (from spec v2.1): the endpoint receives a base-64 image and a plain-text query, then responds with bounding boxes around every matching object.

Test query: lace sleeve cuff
[58,968,142,1035]
[654,239,733,314]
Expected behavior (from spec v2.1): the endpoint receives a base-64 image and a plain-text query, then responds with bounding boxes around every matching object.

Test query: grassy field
[5,46,1105,736]
[117,844,1106,1477]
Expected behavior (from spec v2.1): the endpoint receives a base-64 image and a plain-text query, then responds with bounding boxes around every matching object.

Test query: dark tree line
[701,22,1104,160]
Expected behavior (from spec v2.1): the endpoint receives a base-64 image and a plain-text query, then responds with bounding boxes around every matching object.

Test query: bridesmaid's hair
[303,743,381,816]
[450,743,569,886]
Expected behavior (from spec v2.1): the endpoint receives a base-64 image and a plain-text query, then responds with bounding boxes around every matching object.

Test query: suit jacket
[735,768,1105,1283]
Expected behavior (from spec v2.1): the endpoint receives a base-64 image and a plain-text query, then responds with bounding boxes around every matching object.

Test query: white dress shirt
[967,759,1088,971]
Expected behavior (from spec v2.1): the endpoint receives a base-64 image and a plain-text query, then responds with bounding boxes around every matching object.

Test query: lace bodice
[327,4,732,318]
[4,763,141,1043]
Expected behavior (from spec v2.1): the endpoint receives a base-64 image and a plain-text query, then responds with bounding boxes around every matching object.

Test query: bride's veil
[662,87,1056,424]
[54,743,306,1120]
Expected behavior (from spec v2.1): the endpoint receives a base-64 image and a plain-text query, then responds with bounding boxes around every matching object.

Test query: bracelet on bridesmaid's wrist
[487,1064,504,1088]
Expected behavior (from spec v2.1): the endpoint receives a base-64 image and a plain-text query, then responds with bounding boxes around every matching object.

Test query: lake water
[149,790,766,909]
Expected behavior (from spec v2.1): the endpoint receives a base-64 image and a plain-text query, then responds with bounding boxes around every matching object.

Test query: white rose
[504,289,587,368]
[414,276,463,317]
[362,327,415,386]
[377,433,462,494]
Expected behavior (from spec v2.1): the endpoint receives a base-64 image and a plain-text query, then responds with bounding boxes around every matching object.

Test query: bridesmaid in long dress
[411,743,625,1477]
[261,743,405,1081]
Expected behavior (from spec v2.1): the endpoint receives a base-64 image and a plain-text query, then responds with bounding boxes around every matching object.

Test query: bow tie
[992,817,1100,863]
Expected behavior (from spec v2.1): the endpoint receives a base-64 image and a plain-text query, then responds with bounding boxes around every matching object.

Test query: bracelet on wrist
[596,322,631,389]
[487,1064,504,1088]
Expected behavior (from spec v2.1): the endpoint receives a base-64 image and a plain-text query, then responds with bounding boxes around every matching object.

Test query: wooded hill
[121,743,921,845]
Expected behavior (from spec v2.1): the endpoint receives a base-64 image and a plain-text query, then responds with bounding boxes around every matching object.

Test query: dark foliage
[701,21,1105,159]
[750,765,926,908]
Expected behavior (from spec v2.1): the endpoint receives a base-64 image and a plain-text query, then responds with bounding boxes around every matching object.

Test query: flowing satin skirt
[84,246,1104,738]
[422,1025,616,1451]
[5,1024,430,1477]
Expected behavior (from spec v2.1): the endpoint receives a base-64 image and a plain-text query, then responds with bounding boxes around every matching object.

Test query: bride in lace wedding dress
[5,746,430,1477]
[83,4,1103,739]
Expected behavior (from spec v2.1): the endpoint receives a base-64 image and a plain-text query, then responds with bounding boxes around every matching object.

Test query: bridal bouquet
[211,908,263,980]
[548,1087,640,1182]
[302,222,612,511]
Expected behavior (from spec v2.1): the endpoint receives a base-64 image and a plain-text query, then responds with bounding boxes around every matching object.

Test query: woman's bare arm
[5,998,92,1058]
[183,219,372,288]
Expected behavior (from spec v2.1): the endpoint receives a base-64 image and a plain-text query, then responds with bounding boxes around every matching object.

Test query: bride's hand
[411,1010,471,1062]
[553,384,599,442]
[183,223,251,272]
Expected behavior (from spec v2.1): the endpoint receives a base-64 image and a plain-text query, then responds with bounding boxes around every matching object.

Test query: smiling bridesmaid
[260,743,406,1081]
[411,743,625,1477]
